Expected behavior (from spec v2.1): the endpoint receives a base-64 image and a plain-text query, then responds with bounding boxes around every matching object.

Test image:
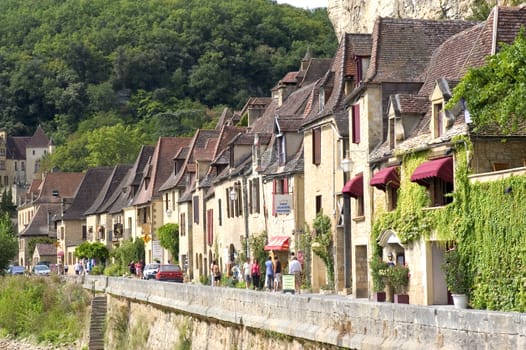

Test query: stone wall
[84,275,526,350]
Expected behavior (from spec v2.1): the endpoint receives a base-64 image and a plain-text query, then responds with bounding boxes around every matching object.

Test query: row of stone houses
[16,5,526,304]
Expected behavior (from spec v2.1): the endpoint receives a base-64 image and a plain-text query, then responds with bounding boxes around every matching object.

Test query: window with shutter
[312,128,321,165]
[193,196,199,224]
[352,104,361,144]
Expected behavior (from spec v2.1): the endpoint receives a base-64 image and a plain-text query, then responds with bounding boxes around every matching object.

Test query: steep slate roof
[26,126,50,147]
[302,33,371,135]
[34,243,56,256]
[134,137,192,206]
[6,137,29,159]
[298,58,332,86]
[19,204,62,238]
[84,164,132,215]
[365,18,477,84]
[62,167,114,220]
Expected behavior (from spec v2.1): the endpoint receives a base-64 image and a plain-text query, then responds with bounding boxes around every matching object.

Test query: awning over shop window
[342,173,363,198]
[410,157,453,186]
[370,166,400,191]
[264,236,290,251]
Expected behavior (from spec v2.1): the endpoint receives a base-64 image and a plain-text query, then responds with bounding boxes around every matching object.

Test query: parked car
[155,264,183,282]
[7,265,25,275]
[33,264,51,276]
[143,263,160,280]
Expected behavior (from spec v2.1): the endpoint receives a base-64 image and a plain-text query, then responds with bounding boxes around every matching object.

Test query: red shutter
[283,177,289,194]
[207,209,213,245]
[352,105,361,144]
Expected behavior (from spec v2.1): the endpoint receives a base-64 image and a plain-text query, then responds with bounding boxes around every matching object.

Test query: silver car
[33,264,51,276]
[143,263,159,280]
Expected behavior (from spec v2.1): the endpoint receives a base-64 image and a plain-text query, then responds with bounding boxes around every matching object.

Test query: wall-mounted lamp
[341,155,354,173]
[230,186,238,201]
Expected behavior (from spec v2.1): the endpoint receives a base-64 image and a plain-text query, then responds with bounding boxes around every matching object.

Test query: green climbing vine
[372,137,526,311]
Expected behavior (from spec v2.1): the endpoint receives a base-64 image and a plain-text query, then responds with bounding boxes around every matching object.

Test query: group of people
[73,259,95,275]
[129,260,145,278]
[210,252,302,293]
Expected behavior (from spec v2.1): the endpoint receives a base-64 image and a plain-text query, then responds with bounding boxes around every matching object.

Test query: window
[21,162,25,171]
[218,199,222,226]
[312,128,321,165]
[249,179,260,214]
[352,104,361,144]
[34,160,40,173]
[193,196,199,224]
[432,102,443,138]
[387,184,398,211]
[315,195,322,214]
[14,162,17,171]
[4,176,7,186]
[82,226,87,240]
[0,148,5,156]
[207,209,213,245]
[165,193,169,211]
[181,214,186,236]
[277,135,286,166]
[429,178,454,207]
[354,195,364,217]
[0,161,5,170]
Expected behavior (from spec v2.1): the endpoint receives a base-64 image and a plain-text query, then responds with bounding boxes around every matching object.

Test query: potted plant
[441,248,469,308]
[388,264,410,304]
[370,256,388,301]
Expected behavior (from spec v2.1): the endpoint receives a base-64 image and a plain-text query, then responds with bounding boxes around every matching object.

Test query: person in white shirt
[288,254,302,294]
[242,258,252,289]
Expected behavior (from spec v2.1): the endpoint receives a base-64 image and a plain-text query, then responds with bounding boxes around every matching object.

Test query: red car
[155,264,183,282]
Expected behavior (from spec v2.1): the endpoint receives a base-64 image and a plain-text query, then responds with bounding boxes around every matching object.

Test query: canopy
[410,157,453,186]
[264,236,290,251]
[370,166,400,191]
[342,173,363,198]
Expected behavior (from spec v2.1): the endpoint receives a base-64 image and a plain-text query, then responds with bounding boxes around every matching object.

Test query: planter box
[394,294,409,304]
[373,291,386,302]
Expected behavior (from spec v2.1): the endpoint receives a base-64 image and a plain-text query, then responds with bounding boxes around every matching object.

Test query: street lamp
[341,153,354,173]
[341,152,353,293]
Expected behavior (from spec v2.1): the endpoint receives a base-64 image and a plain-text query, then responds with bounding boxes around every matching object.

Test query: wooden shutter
[272,179,276,216]
[352,105,361,144]
[313,128,321,165]
[207,209,213,245]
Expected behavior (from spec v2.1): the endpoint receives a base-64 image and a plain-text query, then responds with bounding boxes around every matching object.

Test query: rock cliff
[327,0,500,39]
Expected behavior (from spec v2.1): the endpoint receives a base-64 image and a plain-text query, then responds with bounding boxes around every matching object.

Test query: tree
[311,213,334,288]
[158,223,179,263]
[447,29,526,133]
[0,212,17,271]
[74,241,109,265]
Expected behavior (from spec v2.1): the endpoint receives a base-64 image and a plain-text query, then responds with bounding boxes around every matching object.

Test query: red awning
[342,173,363,198]
[264,236,290,251]
[370,166,400,191]
[411,157,453,186]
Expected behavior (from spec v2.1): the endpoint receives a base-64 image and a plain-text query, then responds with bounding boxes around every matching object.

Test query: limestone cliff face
[327,0,480,38]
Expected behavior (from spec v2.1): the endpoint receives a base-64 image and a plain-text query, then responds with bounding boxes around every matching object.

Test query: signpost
[282,274,295,294]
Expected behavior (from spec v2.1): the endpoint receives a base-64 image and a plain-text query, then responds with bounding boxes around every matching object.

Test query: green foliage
[447,28,526,133]
[110,238,145,274]
[441,249,468,294]
[0,0,336,160]
[0,213,18,271]
[157,223,179,262]
[74,241,109,264]
[369,255,389,292]
[311,213,334,286]
[248,231,268,277]
[0,276,90,344]
[382,265,410,294]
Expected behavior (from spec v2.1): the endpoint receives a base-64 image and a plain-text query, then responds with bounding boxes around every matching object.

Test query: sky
[275,0,327,9]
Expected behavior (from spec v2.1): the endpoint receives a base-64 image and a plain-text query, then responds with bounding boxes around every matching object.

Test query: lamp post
[341,154,353,292]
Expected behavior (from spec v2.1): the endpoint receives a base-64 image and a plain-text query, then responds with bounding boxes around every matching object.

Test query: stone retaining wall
[83,275,526,349]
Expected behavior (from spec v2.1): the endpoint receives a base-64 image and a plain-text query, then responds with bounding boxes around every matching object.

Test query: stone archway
[377,229,405,266]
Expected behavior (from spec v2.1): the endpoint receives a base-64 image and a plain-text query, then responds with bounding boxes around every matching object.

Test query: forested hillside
[0,0,336,171]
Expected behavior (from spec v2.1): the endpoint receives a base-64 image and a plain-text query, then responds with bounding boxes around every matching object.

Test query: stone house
[366,6,526,304]
[32,243,56,266]
[17,171,83,268]
[132,137,191,263]
[301,33,372,292]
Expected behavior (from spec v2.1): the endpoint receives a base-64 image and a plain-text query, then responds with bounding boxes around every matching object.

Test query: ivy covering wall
[372,140,526,312]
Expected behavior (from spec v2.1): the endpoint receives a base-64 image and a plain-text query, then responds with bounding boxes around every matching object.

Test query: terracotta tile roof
[33,172,85,204]
[62,167,114,220]
[133,137,192,205]
[27,126,50,148]
[366,18,477,84]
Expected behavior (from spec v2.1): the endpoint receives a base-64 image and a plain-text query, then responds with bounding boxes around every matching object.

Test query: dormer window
[432,102,444,138]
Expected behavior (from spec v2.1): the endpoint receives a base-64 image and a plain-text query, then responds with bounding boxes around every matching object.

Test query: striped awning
[264,236,290,251]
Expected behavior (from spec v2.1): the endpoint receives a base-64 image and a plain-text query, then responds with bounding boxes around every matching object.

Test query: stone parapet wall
[84,275,526,349]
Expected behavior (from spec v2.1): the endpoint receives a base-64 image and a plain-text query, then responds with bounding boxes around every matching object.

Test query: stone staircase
[88,295,107,350]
